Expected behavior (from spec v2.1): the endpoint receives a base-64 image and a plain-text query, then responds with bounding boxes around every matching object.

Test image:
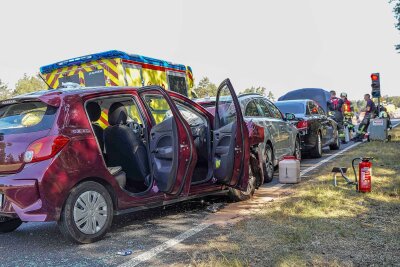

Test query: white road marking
[300,142,361,176]
[300,120,400,176]
[119,223,212,267]
[119,123,400,266]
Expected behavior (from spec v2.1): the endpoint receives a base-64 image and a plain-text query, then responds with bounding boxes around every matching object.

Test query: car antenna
[38,73,52,89]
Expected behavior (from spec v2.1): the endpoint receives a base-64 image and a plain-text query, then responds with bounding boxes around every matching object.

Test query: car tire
[293,136,301,160]
[0,217,22,233]
[263,144,275,183]
[329,130,340,150]
[310,132,323,158]
[228,168,256,202]
[58,181,114,244]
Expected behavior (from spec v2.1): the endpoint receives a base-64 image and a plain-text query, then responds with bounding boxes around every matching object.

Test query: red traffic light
[371,74,379,81]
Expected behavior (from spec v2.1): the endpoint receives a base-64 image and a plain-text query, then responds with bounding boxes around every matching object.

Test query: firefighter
[340,92,352,117]
[353,94,376,142]
[328,90,344,136]
[340,92,354,142]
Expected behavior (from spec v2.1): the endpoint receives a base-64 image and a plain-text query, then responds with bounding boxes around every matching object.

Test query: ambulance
[40,50,194,96]
[40,50,195,126]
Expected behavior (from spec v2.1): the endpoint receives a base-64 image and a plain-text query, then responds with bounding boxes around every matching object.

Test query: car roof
[278,88,331,112]
[195,93,265,103]
[275,99,310,104]
[12,86,139,99]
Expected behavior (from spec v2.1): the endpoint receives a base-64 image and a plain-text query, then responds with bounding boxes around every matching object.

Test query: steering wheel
[127,121,142,135]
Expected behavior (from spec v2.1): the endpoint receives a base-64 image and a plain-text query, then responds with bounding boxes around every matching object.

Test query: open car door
[139,86,197,196]
[213,79,250,191]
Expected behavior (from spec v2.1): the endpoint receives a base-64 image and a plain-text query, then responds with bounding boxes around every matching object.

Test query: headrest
[87,102,101,122]
[108,102,127,126]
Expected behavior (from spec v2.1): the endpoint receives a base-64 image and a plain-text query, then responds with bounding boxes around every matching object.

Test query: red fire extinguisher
[352,157,373,193]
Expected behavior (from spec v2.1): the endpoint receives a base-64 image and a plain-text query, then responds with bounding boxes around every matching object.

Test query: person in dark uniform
[354,94,375,141]
[328,90,344,134]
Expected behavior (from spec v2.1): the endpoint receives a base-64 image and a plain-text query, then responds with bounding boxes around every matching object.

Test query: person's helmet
[340,92,347,98]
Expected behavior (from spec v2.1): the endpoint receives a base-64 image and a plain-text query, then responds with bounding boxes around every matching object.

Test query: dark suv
[0,79,259,243]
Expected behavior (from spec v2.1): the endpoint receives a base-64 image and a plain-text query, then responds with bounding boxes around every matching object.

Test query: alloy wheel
[317,134,322,155]
[265,147,274,178]
[295,138,301,160]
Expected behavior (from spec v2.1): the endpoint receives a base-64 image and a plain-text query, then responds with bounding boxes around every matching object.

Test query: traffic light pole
[378,96,380,114]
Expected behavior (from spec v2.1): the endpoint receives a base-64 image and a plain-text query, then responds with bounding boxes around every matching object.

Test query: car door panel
[213,122,236,183]
[149,117,178,192]
[213,79,249,191]
[139,87,196,196]
[262,99,289,159]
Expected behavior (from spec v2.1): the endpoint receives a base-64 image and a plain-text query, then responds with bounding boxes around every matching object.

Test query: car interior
[86,97,151,194]
[85,95,213,195]
[170,100,212,184]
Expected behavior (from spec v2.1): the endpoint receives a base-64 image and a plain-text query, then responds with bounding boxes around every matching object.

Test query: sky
[0,0,399,100]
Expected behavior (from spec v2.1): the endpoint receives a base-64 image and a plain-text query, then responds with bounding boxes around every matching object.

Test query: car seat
[104,102,150,187]
[86,102,104,152]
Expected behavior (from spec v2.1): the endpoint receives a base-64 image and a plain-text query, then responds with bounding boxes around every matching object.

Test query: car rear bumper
[0,178,48,222]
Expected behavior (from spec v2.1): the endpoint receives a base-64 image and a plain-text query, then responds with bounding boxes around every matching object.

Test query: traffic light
[371,73,380,98]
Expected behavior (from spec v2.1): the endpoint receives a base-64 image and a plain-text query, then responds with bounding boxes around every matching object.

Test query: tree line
[391,0,400,51]
[193,77,275,101]
[0,74,46,100]
[1,74,399,110]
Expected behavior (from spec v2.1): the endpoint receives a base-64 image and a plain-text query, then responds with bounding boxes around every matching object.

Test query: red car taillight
[24,135,70,163]
[296,120,308,130]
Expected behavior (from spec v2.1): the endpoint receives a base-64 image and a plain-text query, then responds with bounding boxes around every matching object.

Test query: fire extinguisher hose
[352,157,362,191]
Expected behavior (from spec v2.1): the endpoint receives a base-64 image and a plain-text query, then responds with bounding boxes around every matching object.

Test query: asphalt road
[1,122,398,267]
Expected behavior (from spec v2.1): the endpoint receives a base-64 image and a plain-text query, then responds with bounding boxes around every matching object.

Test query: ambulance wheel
[0,217,22,233]
[228,168,256,202]
[329,130,340,150]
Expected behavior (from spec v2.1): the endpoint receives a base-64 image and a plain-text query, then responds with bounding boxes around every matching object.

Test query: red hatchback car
[0,79,265,243]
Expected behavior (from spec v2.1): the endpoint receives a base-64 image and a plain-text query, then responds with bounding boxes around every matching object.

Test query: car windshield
[275,102,305,114]
[0,101,57,134]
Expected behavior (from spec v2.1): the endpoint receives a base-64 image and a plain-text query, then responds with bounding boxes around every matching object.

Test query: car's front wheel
[58,181,114,244]
[228,168,256,202]
[0,217,22,233]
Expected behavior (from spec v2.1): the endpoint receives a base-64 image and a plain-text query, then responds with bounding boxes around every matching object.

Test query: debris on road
[206,203,225,213]
[116,250,133,256]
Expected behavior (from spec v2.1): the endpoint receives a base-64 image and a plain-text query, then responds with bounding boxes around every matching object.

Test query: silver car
[196,93,300,183]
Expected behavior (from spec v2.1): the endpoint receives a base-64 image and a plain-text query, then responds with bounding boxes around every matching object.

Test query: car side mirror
[285,113,296,120]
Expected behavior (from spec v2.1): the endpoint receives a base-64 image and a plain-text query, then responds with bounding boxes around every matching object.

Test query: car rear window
[275,102,305,114]
[0,101,57,134]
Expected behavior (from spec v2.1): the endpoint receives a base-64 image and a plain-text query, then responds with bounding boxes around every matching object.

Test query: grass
[193,126,400,267]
